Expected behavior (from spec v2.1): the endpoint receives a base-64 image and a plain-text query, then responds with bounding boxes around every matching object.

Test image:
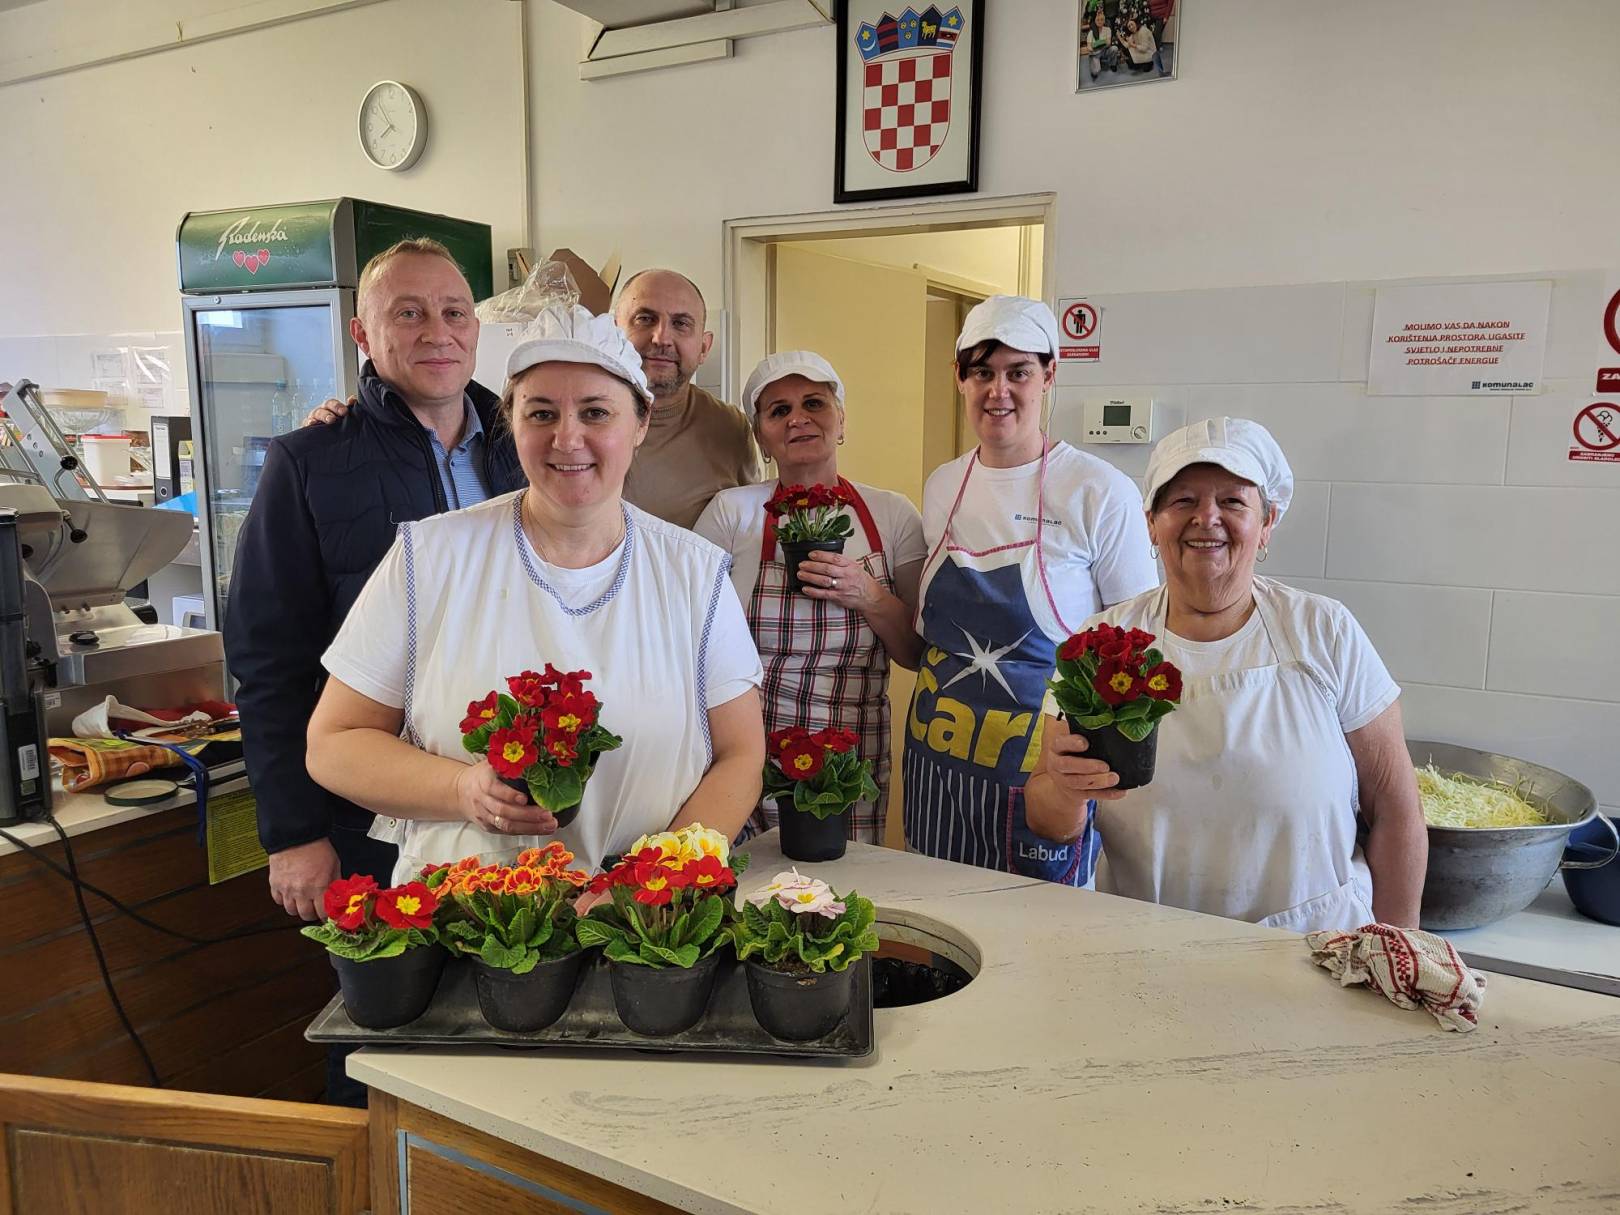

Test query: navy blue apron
[903,447,1099,884]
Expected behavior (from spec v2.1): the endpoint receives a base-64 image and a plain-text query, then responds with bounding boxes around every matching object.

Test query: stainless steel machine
[0,380,226,824]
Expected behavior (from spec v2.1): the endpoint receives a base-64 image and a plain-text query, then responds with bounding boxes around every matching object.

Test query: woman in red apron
[905,297,1158,883]
[695,352,928,843]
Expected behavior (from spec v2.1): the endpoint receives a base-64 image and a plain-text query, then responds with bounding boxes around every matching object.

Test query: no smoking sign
[1570,401,1620,464]
[1058,298,1101,362]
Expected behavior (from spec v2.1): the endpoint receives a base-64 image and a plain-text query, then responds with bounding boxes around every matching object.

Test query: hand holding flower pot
[1046,624,1184,790]
[735,869,878,1041]
[303,872,448,1028]
[429,843,593,1032]
[460,665,623,829]
[763,726,877,862]
[574,824,749,1036]
[765,481,855,594]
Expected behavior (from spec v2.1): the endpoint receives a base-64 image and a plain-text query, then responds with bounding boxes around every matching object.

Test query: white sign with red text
[1367,280,1550,396]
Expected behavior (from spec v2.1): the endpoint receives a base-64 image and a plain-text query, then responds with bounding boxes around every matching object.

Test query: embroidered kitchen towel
[1305,923,1487,1032]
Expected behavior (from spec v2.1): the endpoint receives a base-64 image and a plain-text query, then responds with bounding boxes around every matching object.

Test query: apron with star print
[902,445,1099,885]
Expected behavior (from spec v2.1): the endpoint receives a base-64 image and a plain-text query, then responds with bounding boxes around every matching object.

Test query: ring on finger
[493,814,503,831]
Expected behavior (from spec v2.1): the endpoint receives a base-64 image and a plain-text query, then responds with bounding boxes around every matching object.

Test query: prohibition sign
[1573,402,1620,451]
[1605,289,1620,357]
[1062,301,1098,342]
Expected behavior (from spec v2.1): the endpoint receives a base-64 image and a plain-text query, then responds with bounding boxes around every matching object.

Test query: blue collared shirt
[424,398,492,510]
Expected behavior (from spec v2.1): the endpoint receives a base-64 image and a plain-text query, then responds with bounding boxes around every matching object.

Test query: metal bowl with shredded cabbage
[1415,763,1550,829]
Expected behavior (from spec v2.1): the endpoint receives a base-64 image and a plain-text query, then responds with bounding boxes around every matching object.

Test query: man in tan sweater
[614,268,758,528]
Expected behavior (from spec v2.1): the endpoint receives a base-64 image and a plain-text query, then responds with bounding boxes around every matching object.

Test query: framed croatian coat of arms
[834,1,985,204]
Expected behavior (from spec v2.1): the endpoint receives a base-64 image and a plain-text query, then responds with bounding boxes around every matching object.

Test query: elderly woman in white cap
[1025,418,1426,932]
[694,351,927,844]
[905,296,1157,884]
[307,304,765,881]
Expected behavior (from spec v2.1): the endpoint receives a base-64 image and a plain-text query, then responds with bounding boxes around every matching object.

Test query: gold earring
[837,434,845,445]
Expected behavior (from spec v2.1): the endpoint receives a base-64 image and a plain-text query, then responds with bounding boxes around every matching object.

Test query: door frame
[720,192,1057,404]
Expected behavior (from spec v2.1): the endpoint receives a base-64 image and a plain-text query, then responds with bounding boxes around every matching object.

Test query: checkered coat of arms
[855,6,966,174]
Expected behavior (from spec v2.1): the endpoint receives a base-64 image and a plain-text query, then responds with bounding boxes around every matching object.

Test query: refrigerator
[177,197,492,631]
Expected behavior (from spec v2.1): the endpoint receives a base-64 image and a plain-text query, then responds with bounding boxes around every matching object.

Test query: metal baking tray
[305,955,873,1059]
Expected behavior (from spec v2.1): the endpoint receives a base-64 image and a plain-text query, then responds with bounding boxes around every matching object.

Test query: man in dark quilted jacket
[225,238,526,928]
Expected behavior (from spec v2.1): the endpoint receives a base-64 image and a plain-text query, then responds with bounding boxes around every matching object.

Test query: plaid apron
[747,478,893,843]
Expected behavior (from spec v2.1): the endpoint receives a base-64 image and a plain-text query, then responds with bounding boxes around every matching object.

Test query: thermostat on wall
[1083,397,1153,444]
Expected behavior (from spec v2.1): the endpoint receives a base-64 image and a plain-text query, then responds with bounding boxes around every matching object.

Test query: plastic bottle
[268,381,291,436]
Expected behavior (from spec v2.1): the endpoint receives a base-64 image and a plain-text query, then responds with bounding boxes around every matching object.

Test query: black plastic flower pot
[607,950,722,1037]
[780,538,845,594]
[330,945,445,1029]
[779,804,849,862]
[745,958,855,1041]
[1067,716,1160,791]
[473,948,586,1033]
[497,775,580,830]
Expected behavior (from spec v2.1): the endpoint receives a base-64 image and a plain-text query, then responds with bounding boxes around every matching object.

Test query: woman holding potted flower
[904,297,1158,885]
[306,303,765,882]
[1026,418,1426,932]
[695,351,927,846]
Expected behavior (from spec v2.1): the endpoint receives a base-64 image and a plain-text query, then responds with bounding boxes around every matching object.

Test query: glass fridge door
[183,288,355,629]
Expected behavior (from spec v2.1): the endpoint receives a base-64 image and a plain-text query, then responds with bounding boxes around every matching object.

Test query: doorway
[724,199,1051,508]
[722,196,1055,848]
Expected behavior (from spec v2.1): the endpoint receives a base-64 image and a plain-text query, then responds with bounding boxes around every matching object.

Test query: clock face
[358,81,426,171]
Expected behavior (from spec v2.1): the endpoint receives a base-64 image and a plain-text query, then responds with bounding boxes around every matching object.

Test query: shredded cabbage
[1416,763,1549,829]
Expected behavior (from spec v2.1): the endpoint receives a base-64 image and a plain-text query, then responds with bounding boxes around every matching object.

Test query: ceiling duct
[547,0,833,80]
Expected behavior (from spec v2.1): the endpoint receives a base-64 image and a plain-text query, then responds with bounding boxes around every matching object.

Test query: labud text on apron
[903,444,1098,884]
[748,478,893,843]
[1095,582,1376,934]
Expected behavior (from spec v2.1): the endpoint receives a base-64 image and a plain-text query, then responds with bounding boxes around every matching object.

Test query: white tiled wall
[0,329,190,433]
[1051,270,1620,817]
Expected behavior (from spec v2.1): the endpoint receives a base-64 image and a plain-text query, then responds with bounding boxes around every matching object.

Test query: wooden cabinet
[0,1073,367,1214]
[370,1091,684,1215]
[0,805,332,1101]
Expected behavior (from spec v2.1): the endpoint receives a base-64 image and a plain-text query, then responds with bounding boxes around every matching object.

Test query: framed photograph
[835,1,985,205]
[1077,0,1179,93]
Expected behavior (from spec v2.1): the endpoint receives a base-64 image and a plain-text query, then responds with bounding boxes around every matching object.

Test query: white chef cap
[955,295,1061,359]
[742,351,846,419]
[505,303,653,405]
[1143,417,1294,520]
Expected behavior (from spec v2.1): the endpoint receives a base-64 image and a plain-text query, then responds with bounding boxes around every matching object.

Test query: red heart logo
[232,250,247,267]
[245,253,261,274]
[256,248,271,262]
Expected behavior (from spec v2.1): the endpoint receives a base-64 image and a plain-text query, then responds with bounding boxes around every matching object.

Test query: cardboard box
[543,248,620,316]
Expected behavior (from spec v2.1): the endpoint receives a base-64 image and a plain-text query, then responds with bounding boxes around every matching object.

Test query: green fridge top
[176,198,493,298]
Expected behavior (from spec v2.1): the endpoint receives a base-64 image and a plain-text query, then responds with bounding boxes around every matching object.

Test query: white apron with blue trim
[367,492,729,883]
[1095,582,1376,933]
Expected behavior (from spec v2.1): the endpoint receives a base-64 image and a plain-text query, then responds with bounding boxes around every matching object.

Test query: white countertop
[1442,881,1620,996]
[350,836,1620,1215]
[0,761,244,858]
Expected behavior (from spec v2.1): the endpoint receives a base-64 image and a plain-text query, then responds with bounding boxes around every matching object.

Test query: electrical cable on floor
[35,814,163,1088]
[0,824,301,946]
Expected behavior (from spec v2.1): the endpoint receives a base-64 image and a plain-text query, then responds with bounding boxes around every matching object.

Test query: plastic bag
[476,258,580,324]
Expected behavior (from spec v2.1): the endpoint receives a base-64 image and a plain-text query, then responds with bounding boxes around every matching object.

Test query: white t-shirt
[1043,577,1399,733]
[921,441,1158,632]
[322,492,762,879]
[694,479,928,603]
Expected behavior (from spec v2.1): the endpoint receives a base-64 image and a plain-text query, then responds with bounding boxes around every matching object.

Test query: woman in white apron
[904,297,1158,884]
[1025,417,1427,931]
[695,352,927,843]
[306,304,765,882]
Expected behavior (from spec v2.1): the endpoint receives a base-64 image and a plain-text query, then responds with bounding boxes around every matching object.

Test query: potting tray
[304,955,874,1059]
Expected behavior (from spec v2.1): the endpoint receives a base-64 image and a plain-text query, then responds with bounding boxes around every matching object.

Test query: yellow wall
[771,245,929,507]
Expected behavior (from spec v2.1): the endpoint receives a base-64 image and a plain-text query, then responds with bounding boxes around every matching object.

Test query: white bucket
[81,433,133,485]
